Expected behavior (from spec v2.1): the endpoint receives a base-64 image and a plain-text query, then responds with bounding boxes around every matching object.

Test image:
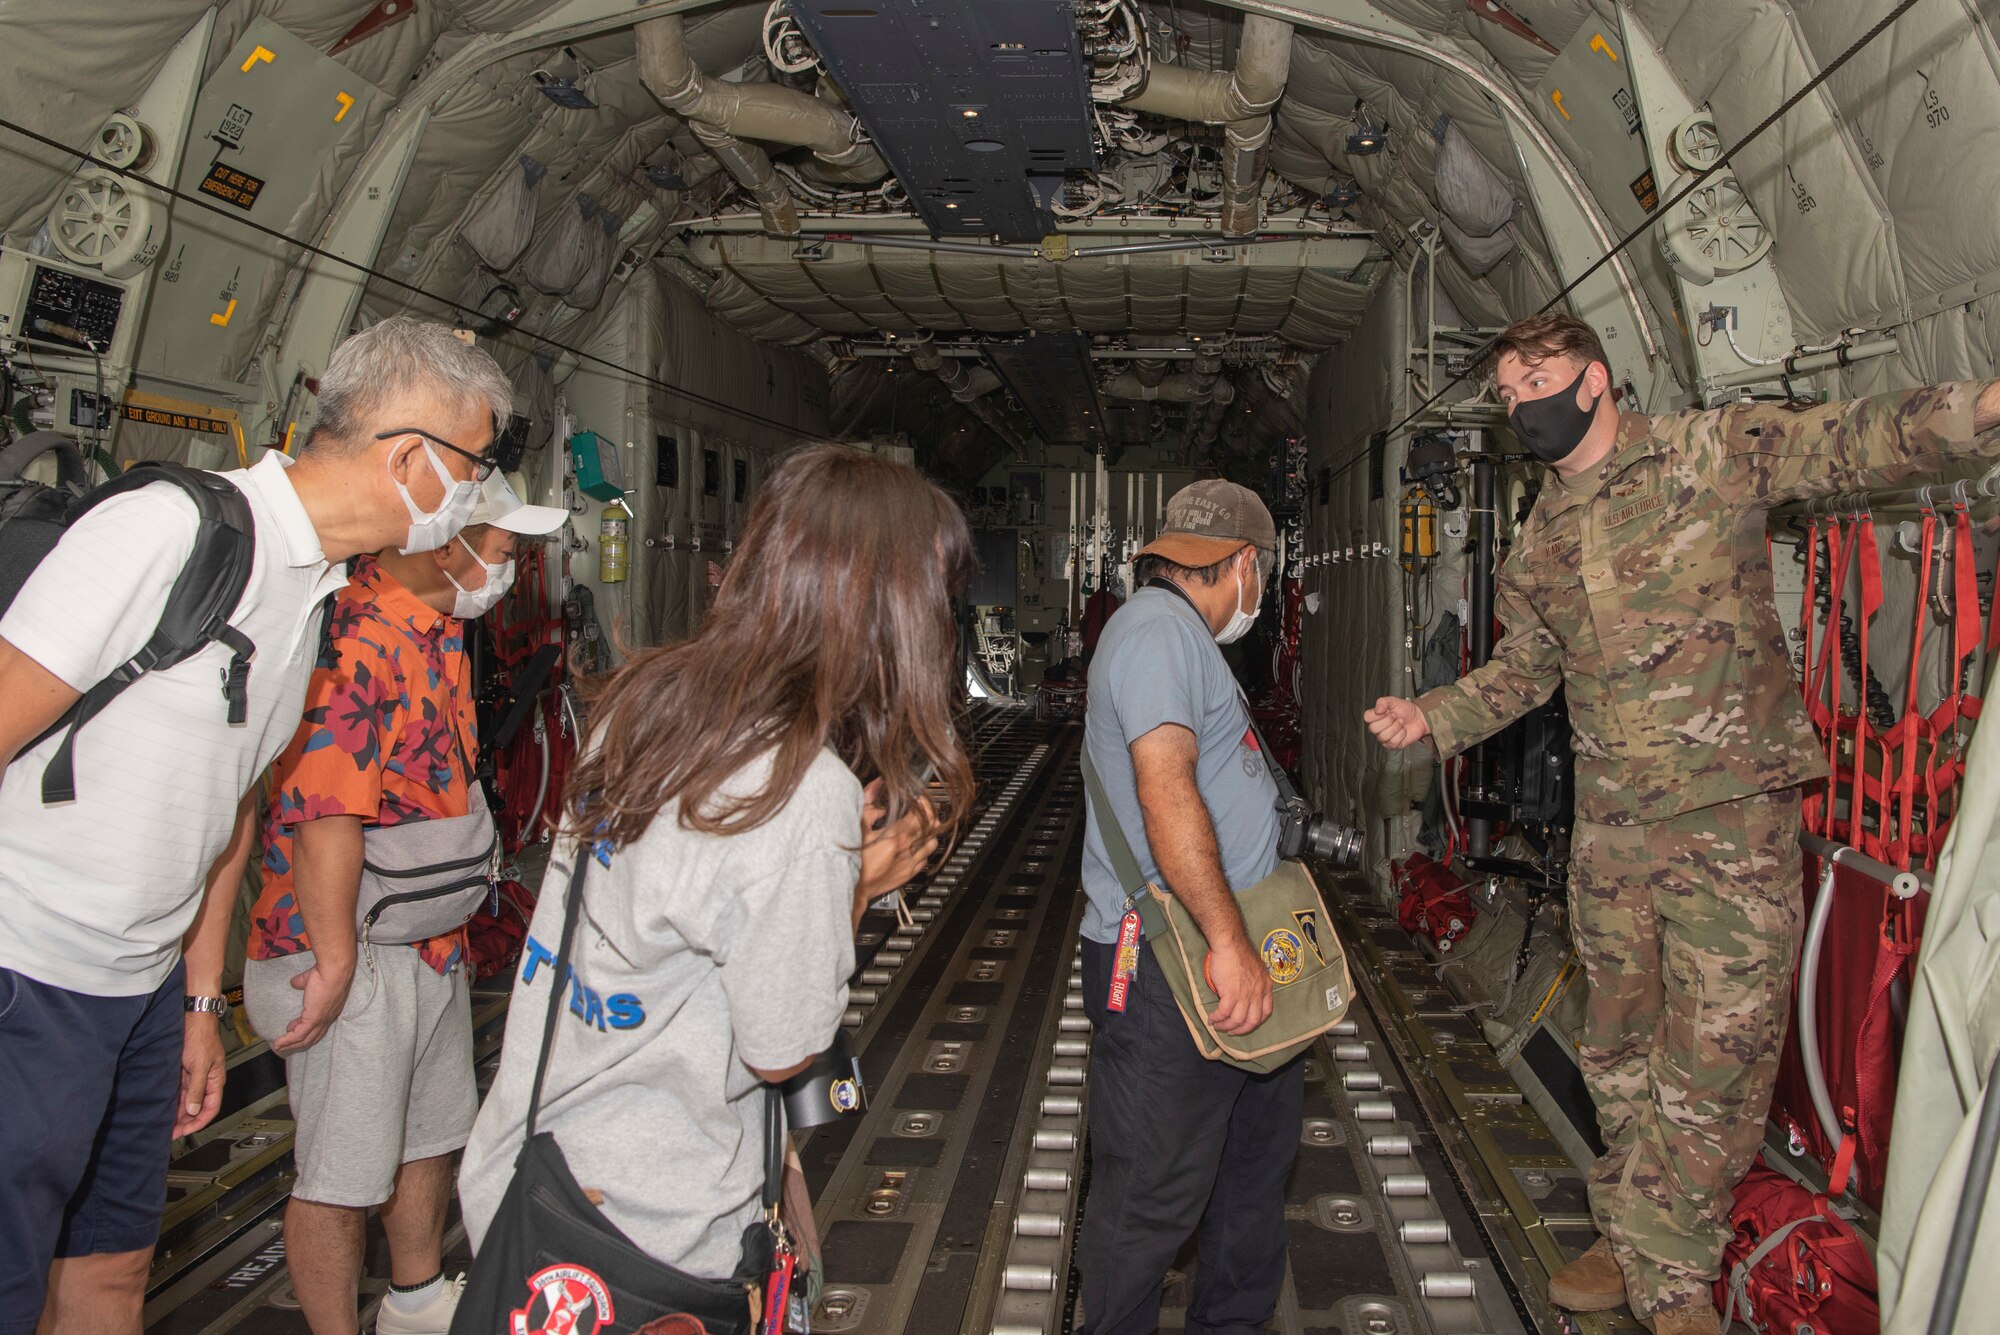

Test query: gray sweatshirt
[458,747,861,1276]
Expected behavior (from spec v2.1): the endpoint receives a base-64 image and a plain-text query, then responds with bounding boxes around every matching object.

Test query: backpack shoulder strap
[38,463,258,804]
[0,430,88,490]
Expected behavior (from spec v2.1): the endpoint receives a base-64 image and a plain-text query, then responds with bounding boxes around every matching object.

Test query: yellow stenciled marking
[333,91,354,123]
[241,45,275,72]
[1590,32,1618,60]
[209,298,237,327]
[1550,89,1571,120]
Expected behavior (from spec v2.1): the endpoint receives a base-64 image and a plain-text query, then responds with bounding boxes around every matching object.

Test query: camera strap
[1140,578,1300,806]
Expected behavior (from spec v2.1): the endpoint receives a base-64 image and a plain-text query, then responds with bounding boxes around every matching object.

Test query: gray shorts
[243,948,475,1208]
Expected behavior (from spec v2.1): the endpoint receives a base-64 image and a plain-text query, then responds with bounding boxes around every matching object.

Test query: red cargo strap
[1827,1106,1860,1199]
[1915,498,1994,865]
[1805,517,1857,838]
[1872,505,1935,870]
[1848,512,1883,856]
[1800,516,1831,835]
[1849,891,1919,1190]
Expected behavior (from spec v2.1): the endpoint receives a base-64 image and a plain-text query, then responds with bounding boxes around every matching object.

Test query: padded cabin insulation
[698,247,1375,348]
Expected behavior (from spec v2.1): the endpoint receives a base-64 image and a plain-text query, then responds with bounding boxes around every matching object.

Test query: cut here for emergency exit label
[198,161,266,210]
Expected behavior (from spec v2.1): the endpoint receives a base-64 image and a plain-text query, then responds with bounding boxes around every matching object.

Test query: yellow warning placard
[119,389,238,437]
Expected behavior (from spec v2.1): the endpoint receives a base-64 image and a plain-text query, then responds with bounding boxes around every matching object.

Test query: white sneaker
[375,1274,466,1335]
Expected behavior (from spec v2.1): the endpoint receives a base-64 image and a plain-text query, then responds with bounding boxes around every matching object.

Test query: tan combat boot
[1547,1238,1628,1312]
[1645,1303,1723,1335]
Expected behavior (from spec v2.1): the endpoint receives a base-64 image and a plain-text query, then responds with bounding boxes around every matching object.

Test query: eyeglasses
[375,427,498,480]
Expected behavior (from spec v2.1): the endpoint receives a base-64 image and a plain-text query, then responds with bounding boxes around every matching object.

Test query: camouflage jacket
[1417,384,1994,825]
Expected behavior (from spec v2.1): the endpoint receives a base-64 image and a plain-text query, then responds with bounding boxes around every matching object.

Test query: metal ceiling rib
[789,0,1097,243]
[985,332,1109,446]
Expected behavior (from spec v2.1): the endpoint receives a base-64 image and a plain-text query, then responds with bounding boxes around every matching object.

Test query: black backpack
[0,431,257,804]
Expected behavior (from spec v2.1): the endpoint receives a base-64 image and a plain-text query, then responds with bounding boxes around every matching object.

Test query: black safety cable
[1337,0,1928,481]
[0,115,816,441]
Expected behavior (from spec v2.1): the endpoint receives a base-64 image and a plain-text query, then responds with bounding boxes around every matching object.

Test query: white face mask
[443,533,515,619]
[1214,555,1260,645]
[390,438,481,554]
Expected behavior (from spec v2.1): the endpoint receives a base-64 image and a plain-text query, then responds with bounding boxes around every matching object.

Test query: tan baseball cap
[1137,479,1276,570]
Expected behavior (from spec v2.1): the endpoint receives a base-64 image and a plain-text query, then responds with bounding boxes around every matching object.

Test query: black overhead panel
[791,0,1096,243]
[986,333,1105,447]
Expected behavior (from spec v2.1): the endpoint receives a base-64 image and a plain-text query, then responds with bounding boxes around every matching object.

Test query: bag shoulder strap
[522,844,785,1212]
[37,463,258,804]
[523,848,591,1140]
[1079,745,1149,898]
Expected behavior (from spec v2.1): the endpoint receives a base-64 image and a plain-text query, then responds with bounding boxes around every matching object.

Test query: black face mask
[1508,367,1601,464]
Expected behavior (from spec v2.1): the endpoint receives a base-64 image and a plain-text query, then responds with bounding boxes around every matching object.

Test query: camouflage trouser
[1568,787,1804,1318]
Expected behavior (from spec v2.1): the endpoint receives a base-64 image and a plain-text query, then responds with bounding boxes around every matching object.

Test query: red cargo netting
[1800,500,1998,872]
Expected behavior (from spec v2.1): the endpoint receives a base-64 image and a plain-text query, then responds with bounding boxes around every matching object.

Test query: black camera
[1277,793,1363,869]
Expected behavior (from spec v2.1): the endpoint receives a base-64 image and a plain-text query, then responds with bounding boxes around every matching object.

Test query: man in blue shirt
[1077,480,1296,1335]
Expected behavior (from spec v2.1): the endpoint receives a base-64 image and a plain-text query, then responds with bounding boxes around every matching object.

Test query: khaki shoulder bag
[1081,743,1354,1074]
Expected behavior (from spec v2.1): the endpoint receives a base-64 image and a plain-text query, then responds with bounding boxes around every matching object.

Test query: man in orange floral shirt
[242,471,562,1335]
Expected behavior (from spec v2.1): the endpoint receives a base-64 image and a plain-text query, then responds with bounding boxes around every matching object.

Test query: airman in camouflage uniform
[1365,312,2000,1335]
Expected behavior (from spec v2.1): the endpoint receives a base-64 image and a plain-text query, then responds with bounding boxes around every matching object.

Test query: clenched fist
[1364,697,1430,749]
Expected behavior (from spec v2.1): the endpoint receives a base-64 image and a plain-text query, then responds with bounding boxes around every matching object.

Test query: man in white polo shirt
[0,317,514,1335]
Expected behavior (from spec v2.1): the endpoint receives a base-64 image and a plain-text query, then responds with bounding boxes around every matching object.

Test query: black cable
[0,115,817,442]
[86,338,106,480]
[1363,0,1926,461]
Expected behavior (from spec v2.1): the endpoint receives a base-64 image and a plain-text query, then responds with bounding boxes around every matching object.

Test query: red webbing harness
[1793,496,1997,1196]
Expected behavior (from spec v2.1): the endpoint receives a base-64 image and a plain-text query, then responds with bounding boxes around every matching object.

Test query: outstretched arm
[1712,379,2000,507]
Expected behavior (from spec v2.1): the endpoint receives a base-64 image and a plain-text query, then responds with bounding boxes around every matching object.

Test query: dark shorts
[0,961,184,1331]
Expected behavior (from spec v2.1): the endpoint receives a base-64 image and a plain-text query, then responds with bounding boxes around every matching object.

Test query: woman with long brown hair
[455,444,973,1313]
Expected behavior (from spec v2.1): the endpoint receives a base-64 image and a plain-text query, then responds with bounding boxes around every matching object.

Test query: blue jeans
[1076,938,1303,1335]
[0,962,184,1335]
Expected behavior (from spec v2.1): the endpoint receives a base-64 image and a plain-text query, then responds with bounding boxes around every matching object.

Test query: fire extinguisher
[599,499,630,584]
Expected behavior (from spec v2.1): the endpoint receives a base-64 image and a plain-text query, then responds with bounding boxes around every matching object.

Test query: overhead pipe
[686,123,799,236]
[1117,15,1294,235]
[1195,373,1236,447]
[907,337,1026,456]
[1101,368,1215,402]
[635,14,887,236]
[1708,336,1900,391]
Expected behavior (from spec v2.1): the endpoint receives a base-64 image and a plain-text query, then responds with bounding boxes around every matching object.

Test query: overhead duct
[635,14,887,237]
[1197,375,1237,446]
[1101,368,1219,402]
[1164,348,1232,456]
[907,337,1024,456]
[1117,15,1294,235]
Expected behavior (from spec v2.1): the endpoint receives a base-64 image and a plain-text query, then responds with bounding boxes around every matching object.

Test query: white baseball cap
[467,470,566,536]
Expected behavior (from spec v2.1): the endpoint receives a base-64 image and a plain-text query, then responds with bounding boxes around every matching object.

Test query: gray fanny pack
[356,805,498,947]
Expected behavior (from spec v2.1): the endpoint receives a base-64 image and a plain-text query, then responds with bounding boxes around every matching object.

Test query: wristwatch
[185,995,229,1017]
